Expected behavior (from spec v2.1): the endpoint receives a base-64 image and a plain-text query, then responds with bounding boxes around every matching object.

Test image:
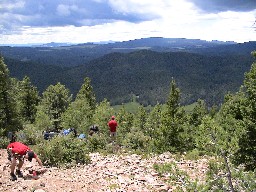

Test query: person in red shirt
[7,141,43,181]
[108,116,118,142]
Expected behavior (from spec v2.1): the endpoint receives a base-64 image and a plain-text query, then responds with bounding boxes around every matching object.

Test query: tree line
[0,54,255,191]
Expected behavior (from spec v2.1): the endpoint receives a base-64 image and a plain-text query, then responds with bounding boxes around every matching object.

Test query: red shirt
[108,120,118,132]
[7,142,37,157]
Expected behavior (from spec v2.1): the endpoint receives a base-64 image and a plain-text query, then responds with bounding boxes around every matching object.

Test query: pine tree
[17,76,40,124]
[166,78,180,119]
[60,98,91,134]
[189,99,208,127]
[233,53,256,171]
[0,56,21,136]
[61,77,97,133]
[92,99,114,136]
[145,103,162,138]
[38,82,71,131]
[116,105,134,137]
[133,105,147,132]
[157,79,187,152]
[76,77,96,111]
[195,113,244,191]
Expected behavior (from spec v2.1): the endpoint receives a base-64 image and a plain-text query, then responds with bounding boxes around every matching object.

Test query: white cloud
[56,4,81,16]
[57,4,71,16]
[109,0,165,15]
[0,1,25,10]
[0,0,255,44]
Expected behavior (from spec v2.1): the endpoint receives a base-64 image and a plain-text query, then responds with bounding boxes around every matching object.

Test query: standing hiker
[108,116,118,142]
[7,141,43,181]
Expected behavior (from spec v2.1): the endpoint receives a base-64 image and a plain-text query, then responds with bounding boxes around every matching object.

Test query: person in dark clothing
[89,125,99,136]
[7,132,16,143]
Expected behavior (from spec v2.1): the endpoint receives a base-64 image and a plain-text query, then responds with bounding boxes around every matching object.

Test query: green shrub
[86,133,108,152]
[184,149,201,160]
[0,137,9,149]
[15,124,43,145]
[153,162,189,183]
[35,135,90,167]
[202,159,256,192]
[232,168,256,192]
[121,129,150,151]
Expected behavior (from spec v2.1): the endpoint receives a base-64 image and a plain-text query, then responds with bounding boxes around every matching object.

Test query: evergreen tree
[38,82,71,131]
[61,77,97,133]
[17,76,40,124]
[133,105,147,132]
[145,103,162,138]
[183,99,208,150]
[233,53,256,171]
[195,114,244,191]
[166,78,180,119]
[0,56,21,136]
[76,77,96,111]
[34,105,52,131]
[157,79,187,152]
[116,105,134,138]
[61,99,91,134]
[92,99,114,136]
[189,99,208,127]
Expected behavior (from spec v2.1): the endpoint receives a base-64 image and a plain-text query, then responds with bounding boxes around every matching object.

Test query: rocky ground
[0,149,209,192]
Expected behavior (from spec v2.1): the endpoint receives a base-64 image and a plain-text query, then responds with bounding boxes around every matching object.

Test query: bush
[35,135,91,167]
[202,159,256,192]
[232,167,256,192]
[153,162,189,183]
[184,149,202,160]
[0,137,9,149]
[121,129,151,152]
[15,124,44,145]
[86,133,108,152]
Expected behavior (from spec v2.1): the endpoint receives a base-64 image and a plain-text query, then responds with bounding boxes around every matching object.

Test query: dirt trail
[0,149,208,192]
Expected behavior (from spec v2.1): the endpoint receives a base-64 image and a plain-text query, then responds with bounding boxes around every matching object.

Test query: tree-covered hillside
[3,49,254,106]
[72,50,253,106]
[1,38,255,106]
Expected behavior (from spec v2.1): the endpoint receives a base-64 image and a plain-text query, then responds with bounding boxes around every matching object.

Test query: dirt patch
[0,149,208,191]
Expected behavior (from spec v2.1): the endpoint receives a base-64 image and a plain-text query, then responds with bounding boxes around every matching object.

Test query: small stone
[34,189,46,192]
[151,172,159,176]
[40,182,46,187]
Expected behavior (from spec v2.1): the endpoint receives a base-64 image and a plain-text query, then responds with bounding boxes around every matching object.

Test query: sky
[0,0,255,45]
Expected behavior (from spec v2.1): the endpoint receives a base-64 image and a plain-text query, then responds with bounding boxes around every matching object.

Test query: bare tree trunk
[221,150,235,192]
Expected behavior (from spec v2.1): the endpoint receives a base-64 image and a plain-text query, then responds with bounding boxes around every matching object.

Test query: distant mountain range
[1,38,255,106]
[0,37,244,67]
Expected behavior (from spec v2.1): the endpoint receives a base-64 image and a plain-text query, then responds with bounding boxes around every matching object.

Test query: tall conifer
[0,56,21,136]
[39,82,71,131]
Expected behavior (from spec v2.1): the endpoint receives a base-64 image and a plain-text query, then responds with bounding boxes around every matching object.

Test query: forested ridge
[1,38,255,106]
[72,50,253,106]
[2,48,254,106]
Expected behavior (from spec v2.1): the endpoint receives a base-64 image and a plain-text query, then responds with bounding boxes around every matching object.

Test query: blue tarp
[78,134,86,139]
[63,129,70,135]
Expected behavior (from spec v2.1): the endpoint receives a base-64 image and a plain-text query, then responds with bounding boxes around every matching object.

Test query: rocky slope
[0,149,208,192]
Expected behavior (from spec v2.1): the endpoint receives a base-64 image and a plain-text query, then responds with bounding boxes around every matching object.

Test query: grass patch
[112,101,152,113]
[183,102,197,112]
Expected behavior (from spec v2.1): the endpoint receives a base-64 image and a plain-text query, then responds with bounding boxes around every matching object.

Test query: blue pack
[63,129,70,135]
[78,134,86,139]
